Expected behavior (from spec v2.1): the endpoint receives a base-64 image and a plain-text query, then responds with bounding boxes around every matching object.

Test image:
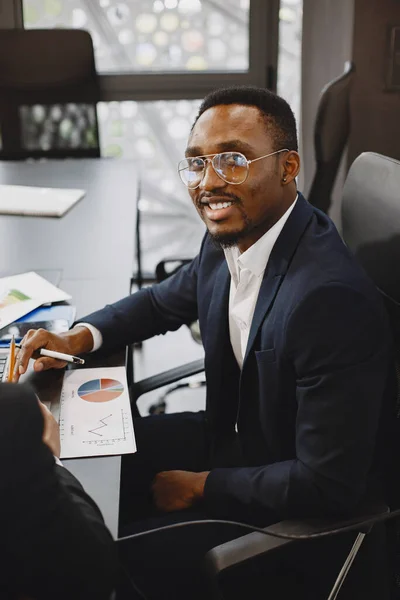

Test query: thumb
[37,398,51,415]
[34,357,67,372]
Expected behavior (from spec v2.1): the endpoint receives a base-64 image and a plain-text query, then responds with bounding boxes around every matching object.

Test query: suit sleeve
[0,384,117,600]
[204,283,391,520]
[77,245,204,355]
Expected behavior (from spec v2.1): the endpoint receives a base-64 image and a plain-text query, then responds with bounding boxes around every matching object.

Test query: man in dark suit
[15,86,394,599]
[0,383,117,599]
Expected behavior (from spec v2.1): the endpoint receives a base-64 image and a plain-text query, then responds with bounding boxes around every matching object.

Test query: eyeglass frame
[178,148,290,189]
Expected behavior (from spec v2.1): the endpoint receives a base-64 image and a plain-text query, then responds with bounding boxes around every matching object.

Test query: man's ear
[281,151,300,185]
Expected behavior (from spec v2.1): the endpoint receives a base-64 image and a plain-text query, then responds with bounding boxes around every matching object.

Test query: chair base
[327,532,366,600]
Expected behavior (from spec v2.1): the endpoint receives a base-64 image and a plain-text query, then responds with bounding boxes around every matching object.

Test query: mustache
[197,191,242,207]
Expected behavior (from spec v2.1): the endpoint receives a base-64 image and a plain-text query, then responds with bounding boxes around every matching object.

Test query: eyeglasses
[178,148,289,189]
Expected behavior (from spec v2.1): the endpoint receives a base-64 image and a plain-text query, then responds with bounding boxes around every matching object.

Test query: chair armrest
[155,258,193,282]
[205,499,393,576]
[130,358,205,401]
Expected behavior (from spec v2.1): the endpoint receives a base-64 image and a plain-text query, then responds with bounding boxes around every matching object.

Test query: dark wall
[349,0,400,165]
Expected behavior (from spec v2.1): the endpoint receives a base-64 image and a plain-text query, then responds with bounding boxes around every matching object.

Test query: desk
[0,158,137,537]
[0,158,137,279]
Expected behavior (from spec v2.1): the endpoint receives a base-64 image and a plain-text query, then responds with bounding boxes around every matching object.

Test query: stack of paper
[0,271,71,331]
[0,304,76,345]
[0,184,85,218]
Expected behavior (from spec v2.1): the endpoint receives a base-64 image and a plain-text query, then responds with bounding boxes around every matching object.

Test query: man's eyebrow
[185,146,202,157]
[185,140,254,157]
[216,140,254,153]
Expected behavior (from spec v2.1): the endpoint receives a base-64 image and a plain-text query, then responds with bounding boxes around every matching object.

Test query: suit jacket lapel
[204,259,241,427]
[204,259,231,381]
[243,193,314,365]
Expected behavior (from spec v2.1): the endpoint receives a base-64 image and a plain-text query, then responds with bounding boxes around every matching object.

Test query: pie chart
[78,378,124,403]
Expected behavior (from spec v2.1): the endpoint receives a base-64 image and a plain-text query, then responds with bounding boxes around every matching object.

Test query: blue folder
[0,304,76,345]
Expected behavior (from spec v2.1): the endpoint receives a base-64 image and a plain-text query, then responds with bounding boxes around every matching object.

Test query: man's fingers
[14,330,42,375]
[13,331,35,380]
[37,397,61,457]
[14,329,59,378]
[34,357,67,372]
[13,329,73,381]
[37,398,49,416]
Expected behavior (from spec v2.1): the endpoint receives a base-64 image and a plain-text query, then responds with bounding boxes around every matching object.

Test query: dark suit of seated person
[0,383,117,600]
[14,86,395,600]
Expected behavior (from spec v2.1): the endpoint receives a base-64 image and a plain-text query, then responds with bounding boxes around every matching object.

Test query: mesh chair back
[0,29,100,160]
[342,151,400,596]
[308,62,355,213]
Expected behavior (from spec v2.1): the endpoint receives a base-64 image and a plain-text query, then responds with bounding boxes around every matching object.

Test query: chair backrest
[342,151,400,421]
[342,150,400,423]
[308,62,355,213]
[0,29,101,160]
[342,151,400,596]
[342,152,400,311]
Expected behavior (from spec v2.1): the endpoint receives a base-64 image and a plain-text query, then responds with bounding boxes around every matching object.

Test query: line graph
[88,414,112,437]
[81,409,130,446]
[59,366,136,459]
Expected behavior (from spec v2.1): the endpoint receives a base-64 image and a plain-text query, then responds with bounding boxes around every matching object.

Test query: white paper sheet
[0,271,71,330]
[59,366,136,459]
[0,184,85,217]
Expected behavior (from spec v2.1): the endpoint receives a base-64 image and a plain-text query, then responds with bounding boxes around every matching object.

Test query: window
[20,0,277,100]
[96,98,204,274]
[23,0,250,74]
[5,0,302,273]
[277,0,303,124]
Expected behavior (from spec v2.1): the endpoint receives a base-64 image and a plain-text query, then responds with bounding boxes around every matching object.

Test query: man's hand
[13,326,94,382]
[38,400,61,458]
[152,470,210,512]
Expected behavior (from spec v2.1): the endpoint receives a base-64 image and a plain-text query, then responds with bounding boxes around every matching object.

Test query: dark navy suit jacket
[83,193,393,523]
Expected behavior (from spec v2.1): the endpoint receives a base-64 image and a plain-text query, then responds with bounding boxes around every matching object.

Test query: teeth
[209,202,232,210]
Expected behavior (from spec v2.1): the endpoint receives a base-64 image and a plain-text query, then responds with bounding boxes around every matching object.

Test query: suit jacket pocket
[255,348,276,364]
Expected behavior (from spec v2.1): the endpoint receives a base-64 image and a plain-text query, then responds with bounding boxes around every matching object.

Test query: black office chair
[307,62,355,214]
[127,152,400,599]
[0,29,100,160]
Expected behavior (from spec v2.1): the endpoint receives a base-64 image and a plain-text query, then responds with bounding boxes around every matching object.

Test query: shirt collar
[224,194,298,282]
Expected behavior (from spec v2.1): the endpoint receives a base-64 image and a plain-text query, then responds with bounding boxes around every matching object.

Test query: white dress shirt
[224,196,297,368]
[75,321,103,352]
[77,197,298,365]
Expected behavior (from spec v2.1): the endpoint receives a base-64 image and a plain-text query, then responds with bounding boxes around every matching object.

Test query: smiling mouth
[200,200,237,222]
[205,201,233,211]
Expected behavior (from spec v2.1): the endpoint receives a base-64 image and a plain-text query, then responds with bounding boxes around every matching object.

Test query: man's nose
[199,160,226,190]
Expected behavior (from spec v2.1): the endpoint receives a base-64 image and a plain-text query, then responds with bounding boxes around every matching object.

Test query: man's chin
[208,228,247,249]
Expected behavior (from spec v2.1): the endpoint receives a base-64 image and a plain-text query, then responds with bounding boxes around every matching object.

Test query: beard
[195,192,258,248]
[208,214,254,248]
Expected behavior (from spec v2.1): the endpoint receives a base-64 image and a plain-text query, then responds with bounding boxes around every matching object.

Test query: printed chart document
[0,271,71,330]
[59,366,136,459]
[0,184,85,217]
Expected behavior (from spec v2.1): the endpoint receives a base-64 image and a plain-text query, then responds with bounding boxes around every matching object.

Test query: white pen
[15,343,85,365]
[38,349,85,365]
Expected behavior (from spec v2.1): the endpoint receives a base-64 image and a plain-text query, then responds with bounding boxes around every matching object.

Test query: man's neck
[237,192,298,253]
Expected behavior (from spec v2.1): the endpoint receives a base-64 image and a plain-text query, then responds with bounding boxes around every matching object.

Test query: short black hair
[192,85,298,152]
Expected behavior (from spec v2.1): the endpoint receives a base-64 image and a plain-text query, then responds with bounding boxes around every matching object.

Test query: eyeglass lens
[179,152,249,188]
